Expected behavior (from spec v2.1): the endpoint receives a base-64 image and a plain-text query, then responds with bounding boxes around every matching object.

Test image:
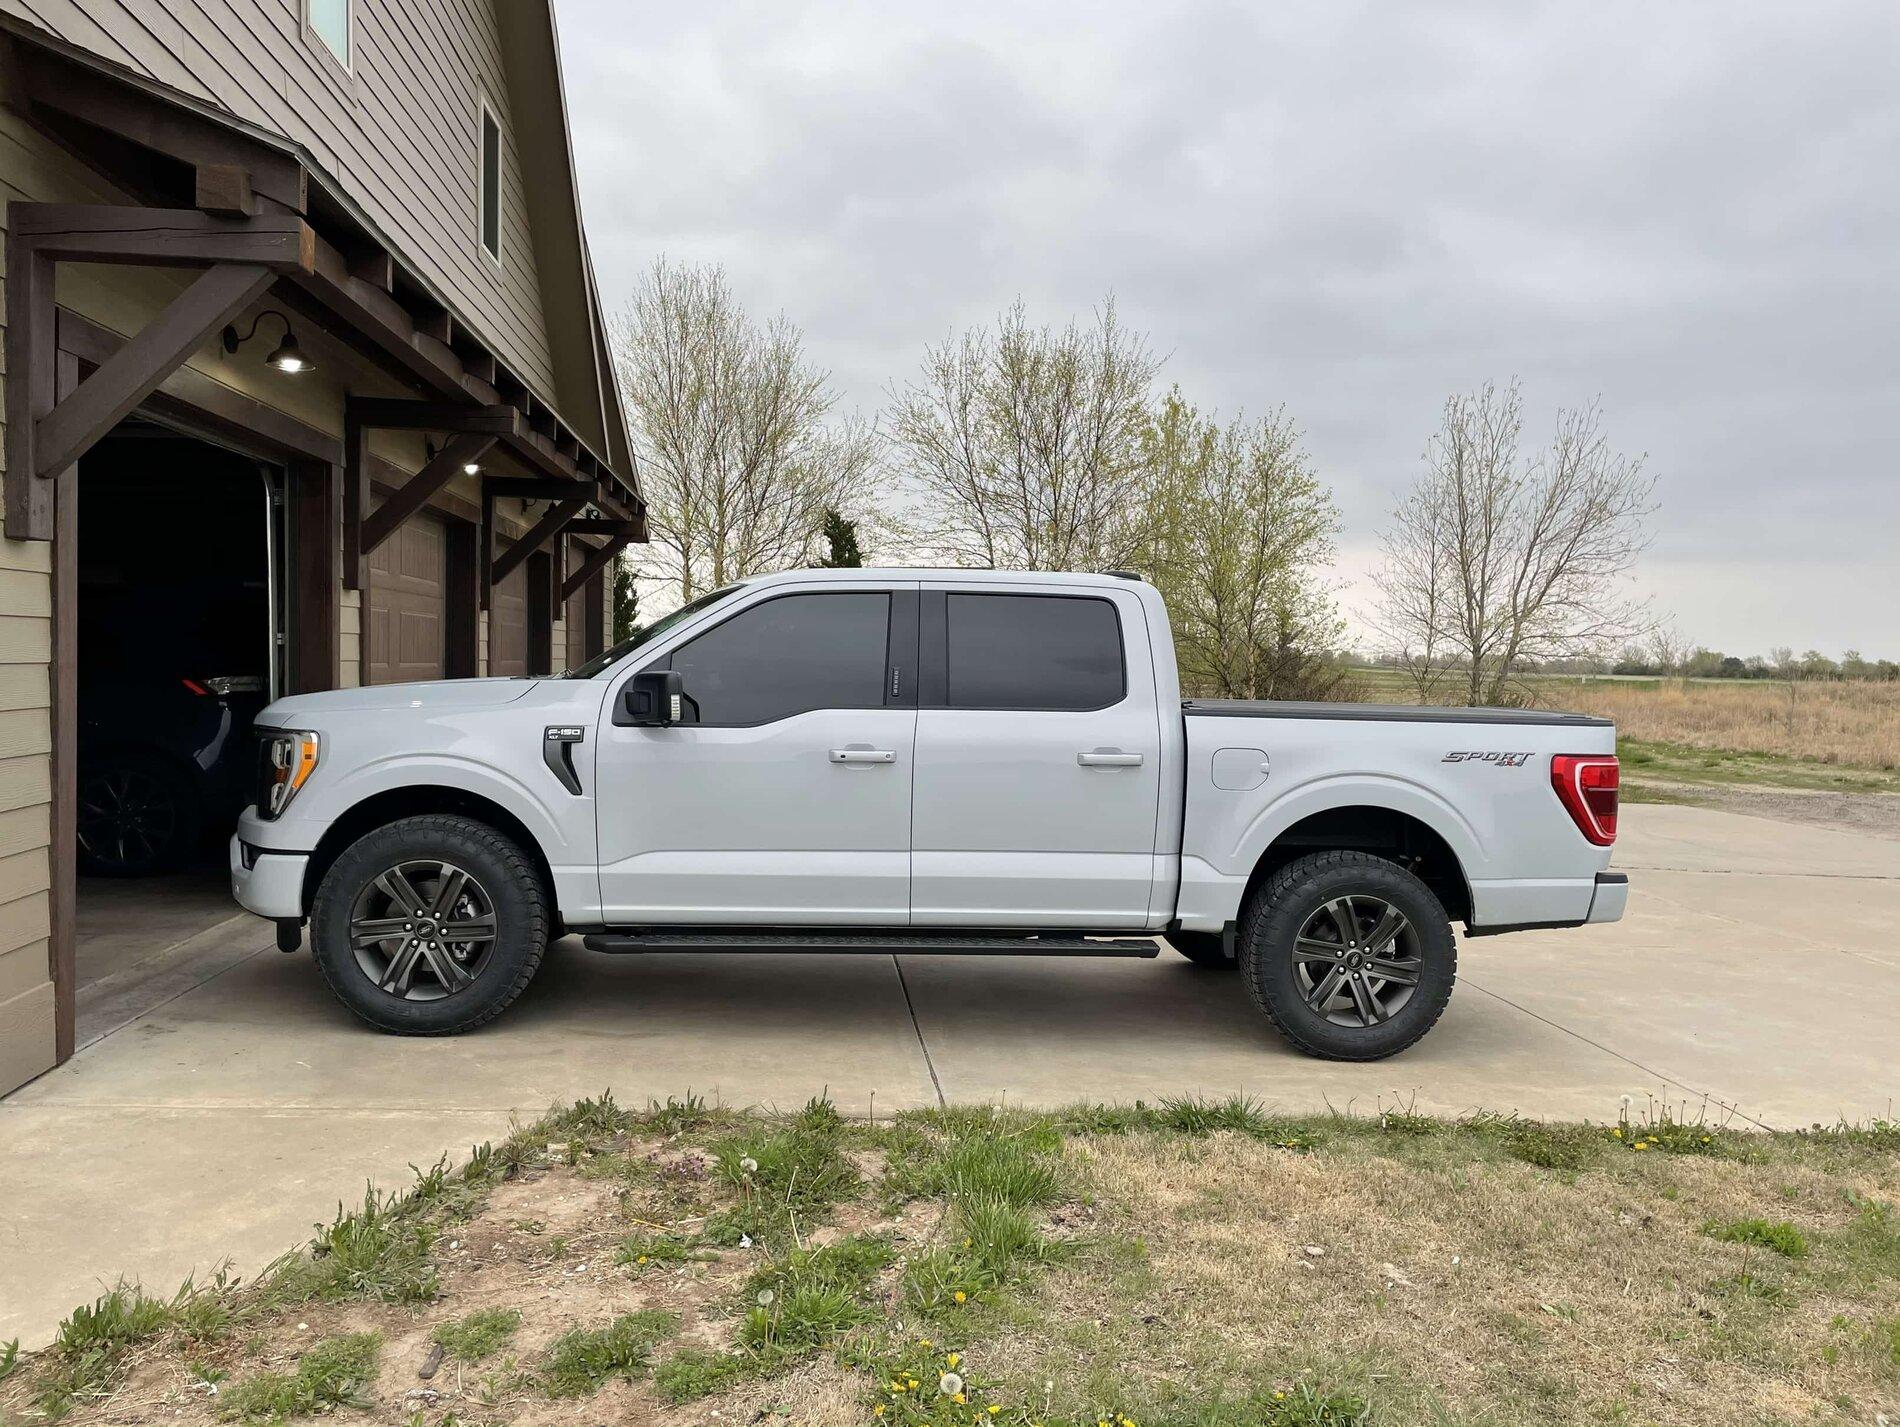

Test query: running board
[582,931,1160,958]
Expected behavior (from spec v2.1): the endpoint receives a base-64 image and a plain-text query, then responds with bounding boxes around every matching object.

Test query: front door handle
[829,748,896,764]
[1077,749,1144,767]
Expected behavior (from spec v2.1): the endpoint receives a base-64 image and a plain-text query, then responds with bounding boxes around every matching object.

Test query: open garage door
[367,515,447,685]
[488,563,528,676]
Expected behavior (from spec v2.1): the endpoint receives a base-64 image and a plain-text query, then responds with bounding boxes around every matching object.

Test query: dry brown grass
[7,1103,1897,1427]
[1547,678,1900,770]
[978,1129,1900,1427]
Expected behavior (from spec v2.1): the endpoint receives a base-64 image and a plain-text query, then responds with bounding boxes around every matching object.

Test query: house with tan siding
[0,0,643,1096]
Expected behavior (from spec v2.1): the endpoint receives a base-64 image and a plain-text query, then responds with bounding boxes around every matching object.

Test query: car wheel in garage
[310,814,548,1034]
[76,753,202,877]
[1238,850,1455,1061]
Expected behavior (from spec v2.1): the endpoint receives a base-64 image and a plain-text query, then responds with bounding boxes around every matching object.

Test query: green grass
[1617,737,1900,795]
[264,1187,439,1306]
[1703,1217,1810,1258]
[0,1339,17,1385]
[540,1310,679,1397]
[431,1308,521,1363]
[217,1333,380,1423]
[615,1228,712,1271]
[704,1096,862,1245]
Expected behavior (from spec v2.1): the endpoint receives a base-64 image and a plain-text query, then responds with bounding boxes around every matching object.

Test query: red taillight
[181,677,210,697]
[1551,754,1618,845]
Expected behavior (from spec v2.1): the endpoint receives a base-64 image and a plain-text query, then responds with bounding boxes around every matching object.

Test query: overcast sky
[555,0,1899,656]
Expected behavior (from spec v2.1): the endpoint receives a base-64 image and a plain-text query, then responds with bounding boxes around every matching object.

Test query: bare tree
[610,258,877,605]
[1137,390,1348,699]
[885,299,1159,571]
[1373,380,1657,705]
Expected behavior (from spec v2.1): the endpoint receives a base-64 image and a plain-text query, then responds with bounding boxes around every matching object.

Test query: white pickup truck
[232,568,1625,1060]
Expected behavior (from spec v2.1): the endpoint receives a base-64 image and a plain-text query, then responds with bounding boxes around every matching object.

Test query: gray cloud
[557,0,1900,653]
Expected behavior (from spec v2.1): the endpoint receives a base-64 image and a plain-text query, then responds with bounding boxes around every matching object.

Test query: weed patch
[1703,1217,1810,1258]
[431,1308,520,1363]
[541,1310,678,1397]
[218,1333,380,1423]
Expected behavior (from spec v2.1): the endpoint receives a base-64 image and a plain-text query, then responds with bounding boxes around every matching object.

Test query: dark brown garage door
[488,562,527,676]
[367,514,447,685]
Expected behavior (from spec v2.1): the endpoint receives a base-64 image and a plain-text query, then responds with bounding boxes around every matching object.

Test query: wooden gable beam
[33,262,276,480]
[483,477,586,501]
[346,398,522,435]
[491,497,587,589]
[564,518,640,539]
[562,533,632,601]
[13,204,314,269]
[360,432,496,558]
[13,45,309,214]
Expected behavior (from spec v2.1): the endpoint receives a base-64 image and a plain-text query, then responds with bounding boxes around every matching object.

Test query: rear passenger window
[945,594,1124,710]
[668,592,890,725]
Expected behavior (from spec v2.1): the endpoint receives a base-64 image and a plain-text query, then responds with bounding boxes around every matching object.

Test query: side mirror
[621,668,684,726]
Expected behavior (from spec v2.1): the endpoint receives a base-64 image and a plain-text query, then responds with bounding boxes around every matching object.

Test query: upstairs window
[479,103,502,263]
[306,0,350,68]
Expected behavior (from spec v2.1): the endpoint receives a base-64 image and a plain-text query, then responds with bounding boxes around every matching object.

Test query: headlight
[259,730,321,818]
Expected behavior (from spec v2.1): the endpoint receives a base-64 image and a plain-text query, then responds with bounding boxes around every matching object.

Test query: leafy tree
[818,509,863,568]
[1135,390,1348,700]
[887,298,1158,571]
[610,258,876,604]
[611,554,640,643]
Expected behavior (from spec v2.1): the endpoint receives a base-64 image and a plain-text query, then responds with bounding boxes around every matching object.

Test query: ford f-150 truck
[232,568,1625,1060]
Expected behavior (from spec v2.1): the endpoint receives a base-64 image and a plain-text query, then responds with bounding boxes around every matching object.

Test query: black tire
[1166,929,1237,968]
[1238,850,1455,1061]
[310,814,549,1035]
[76,752,202,877]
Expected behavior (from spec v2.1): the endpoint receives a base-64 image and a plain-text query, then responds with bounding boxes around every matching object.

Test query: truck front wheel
[1238,850,1455,1061]
[310,814,549,1035]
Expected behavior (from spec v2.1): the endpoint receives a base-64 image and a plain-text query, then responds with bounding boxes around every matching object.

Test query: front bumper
[230,833,309,920]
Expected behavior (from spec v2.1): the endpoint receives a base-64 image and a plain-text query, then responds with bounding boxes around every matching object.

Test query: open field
[1350,668,1900,797]
[4,1095,1898,1427]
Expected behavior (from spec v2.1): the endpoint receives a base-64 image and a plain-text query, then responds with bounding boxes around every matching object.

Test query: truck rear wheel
[1237,850,1455,1061]
[310,814,549,1035]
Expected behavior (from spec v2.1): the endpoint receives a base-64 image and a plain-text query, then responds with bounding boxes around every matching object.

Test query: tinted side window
[669,592,890,724]
[945,594,1124,710]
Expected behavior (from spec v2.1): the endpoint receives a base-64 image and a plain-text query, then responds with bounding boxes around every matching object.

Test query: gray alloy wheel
[347,859,500,1001]
[1237,849,1456,1061]
[1291,894,1422,1027]
[310,814,548,1035]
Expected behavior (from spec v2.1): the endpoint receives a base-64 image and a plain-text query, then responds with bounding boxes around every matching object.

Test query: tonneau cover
[1183,699,1612,727]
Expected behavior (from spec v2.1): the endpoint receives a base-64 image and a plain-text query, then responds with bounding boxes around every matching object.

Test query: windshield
[561,584,742,678]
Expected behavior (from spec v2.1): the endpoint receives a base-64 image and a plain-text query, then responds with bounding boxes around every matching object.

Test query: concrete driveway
[2,801,1896,1345]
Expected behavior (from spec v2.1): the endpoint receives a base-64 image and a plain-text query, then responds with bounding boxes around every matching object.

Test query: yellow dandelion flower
[954,1392,967,1404]
[875,1409,887,1418]
[1611,1127,1622,1138]
[947,1353,961,1369]
[988,1406,1002,1416]
[954,1290,968,1303]
[1633,1143,1648,1152]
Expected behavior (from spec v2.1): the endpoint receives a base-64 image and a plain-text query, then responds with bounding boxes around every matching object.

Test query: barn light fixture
[221,310,312,374]
[462,460,482,476]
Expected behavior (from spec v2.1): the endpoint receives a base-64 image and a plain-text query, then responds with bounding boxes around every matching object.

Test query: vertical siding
[0,0,560,399]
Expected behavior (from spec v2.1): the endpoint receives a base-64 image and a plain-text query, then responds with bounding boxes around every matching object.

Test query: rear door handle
[829,748,896,764]
[1077,749,1143,767]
